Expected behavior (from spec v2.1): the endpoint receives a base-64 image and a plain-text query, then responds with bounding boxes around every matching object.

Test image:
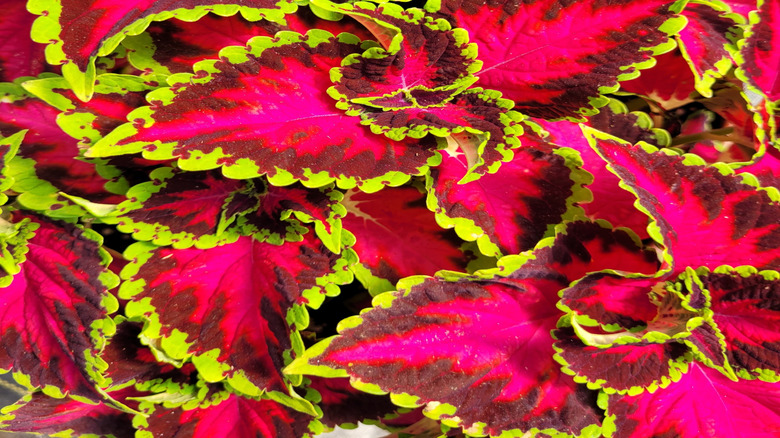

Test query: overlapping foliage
[0,0,778,436]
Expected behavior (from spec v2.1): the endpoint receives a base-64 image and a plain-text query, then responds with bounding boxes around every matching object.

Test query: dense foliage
[0,0,778,436]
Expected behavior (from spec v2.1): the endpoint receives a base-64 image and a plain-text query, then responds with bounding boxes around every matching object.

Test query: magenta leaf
[362,89,524,176]
[325,1,479,109]
[0,0,52,82]
[677,2,739,97]
[553,325,689,394]
[341,186,470,294]
[561,274,661,330]
[0,212,119,400]
[737,0,780,104]
[294,220,661,436]
[123,14,278,76]
[534,106,667,239]
[427,0,686,119]
[698,266,780,380]
[428,145,587,256]
[22,73,162,149]
[307,276,602,437]
[28,0,297,99]
[0,85,125,215]
[585,128,780,273]
[115,167,250,248]
[0,389,135,438]
[119,230,352,396]
[605,362,780,438]
[139,392,313,438]
[618,50,697,110]
[89,31,442,191]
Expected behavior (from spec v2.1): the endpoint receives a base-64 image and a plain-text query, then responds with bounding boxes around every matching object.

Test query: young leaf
[585,129,780,273]
[27,0,297,100]
[618,50,697,110]
[89,31,442,191]
[604,362,780,438]
[324,1,479,109]
[119,230,351,396]
[426,0,686,119]
[0,213,119,400]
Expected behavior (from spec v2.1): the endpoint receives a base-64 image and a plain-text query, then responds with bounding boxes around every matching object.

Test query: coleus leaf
[604,362,780,438]
[291,221,658,437]
[88,31,443,191]
[115,167,345,250]
[0,212,119,401]
[22,73,163,149]
[427,145,589,257]
[618,50,697,110]
[99,320,191,390]
[114,167,252,249]
[122,5,377,77]
[533,103,668,239]
[0,388,136,438]
[0,0,53,82]
[677,2,739,97]
[362,89,524,177]
[123,14,279,76]
[0,83,126,216]
[426,0,687,119]
[137,392,313,438]
[341,185,470,295]
[584,127,780,273]
[695,265,780,380]
[736,0,780,105]
[301,276,603,437]
[553,325,689,395]
[27,0,297,100]
[119,230,353,397]
[561,274,662,330]
[323,0,479,109]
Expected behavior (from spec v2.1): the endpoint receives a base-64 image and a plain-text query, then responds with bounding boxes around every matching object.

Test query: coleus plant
[0,0,778,436]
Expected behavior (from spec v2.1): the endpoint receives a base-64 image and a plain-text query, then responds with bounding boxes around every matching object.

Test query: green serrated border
[88,30,441,193]
[427,145,592,258]
[27,0,297,100]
